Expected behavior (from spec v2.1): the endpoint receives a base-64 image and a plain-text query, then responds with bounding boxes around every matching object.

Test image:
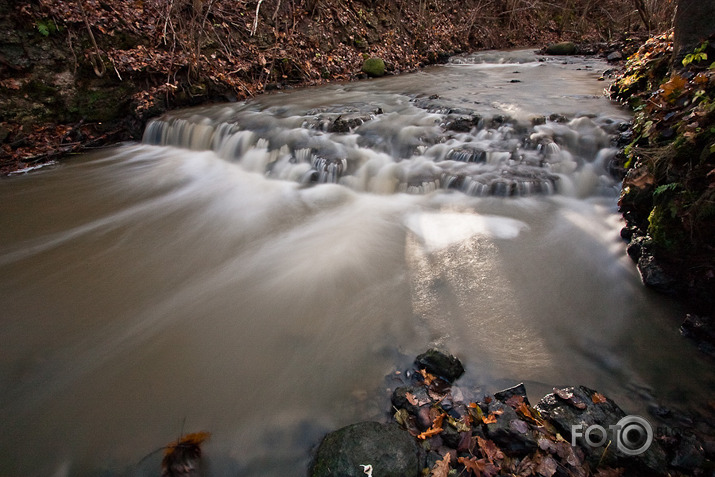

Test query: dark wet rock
[680,314,715,356]
[310,421,421,477]
[680,314,715,342]
[648,404,672,419]
[607,51,624,62]
[536,386,668,474]
[484,401,537,455]
[392,385,431,416]
[494,382,531,406]
[361,57,386,77]
[670,434,705,471]
[329,115,367,133]
[444,116,479,133]
[545,42,577,55]
[620,225,637,242]
[489,114,510,127]
[637,255,678,293]
[414,349,464,384]
[626,235,653,261]
[440,421,464,448]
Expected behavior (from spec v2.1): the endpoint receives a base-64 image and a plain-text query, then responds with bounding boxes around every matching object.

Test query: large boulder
[310,421,421,477]
[361,57,386,77]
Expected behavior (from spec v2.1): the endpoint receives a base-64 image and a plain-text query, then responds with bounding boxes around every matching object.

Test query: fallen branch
[251,0,264,36]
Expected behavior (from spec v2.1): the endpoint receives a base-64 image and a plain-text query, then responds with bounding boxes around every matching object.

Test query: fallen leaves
[430,453,451,477]
[459,455,499,477]
[161,432,210,477]
[418,412,446,439]
[553,387,587,409]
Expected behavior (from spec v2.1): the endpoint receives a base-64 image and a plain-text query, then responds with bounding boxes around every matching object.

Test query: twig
[251,0,264,36]
[78,0,106,78]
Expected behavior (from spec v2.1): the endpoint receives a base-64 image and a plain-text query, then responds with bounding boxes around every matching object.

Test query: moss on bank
[611,31,715,312]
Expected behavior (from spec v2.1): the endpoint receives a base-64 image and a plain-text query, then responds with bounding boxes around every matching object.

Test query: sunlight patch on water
[405,212,528,251]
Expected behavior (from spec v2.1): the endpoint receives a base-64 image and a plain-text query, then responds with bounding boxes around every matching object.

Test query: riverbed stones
[310,421,421,477]
[414,349,464,384]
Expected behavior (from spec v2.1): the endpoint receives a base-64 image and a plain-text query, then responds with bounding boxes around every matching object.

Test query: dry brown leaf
[505,394,525,408]
[459,456,499,477]
[419,368,438,385]
[417,426,444,440]
[430,452,451,477]
[476,436,505,463]
[418,412,447,439]
[591,392,608,404]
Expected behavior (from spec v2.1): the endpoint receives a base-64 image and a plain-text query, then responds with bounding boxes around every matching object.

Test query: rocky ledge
[310,350,713,477]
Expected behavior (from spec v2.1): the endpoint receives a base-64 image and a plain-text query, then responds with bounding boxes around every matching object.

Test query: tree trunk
[673,0,715,63]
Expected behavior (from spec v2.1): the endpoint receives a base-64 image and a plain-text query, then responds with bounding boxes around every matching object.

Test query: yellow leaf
[419,368,438,385]
[482,413,498,424]
[660,74,688,101]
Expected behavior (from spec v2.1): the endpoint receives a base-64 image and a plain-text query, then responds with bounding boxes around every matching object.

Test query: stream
[1,49,713,476]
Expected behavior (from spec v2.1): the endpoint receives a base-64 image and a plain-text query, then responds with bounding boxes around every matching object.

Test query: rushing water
[1,50,714,476]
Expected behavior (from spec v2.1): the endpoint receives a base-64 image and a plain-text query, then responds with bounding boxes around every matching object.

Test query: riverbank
[609,32,715,324]
[1,0,656,175]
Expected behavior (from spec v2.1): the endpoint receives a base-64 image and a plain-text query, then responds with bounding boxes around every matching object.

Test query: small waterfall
[143,100,624,198]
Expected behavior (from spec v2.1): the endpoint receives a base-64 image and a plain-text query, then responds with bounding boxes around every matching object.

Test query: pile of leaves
[394,373,616,477]
[389,355,712,477]
[610,31,715,310]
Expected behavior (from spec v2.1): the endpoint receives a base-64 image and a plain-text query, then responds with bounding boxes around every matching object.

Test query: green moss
[648,205,684,251]
[361,57,385,77]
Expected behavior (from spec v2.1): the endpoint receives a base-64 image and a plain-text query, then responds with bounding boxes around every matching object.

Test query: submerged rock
[310,421,421,477]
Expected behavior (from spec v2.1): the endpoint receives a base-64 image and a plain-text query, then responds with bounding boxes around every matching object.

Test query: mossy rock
[361,57,385,77]
[545,42,577,55]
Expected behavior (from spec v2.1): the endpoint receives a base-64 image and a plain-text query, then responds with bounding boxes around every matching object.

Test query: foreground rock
[311,350,712,477]
[310,422,420,477]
